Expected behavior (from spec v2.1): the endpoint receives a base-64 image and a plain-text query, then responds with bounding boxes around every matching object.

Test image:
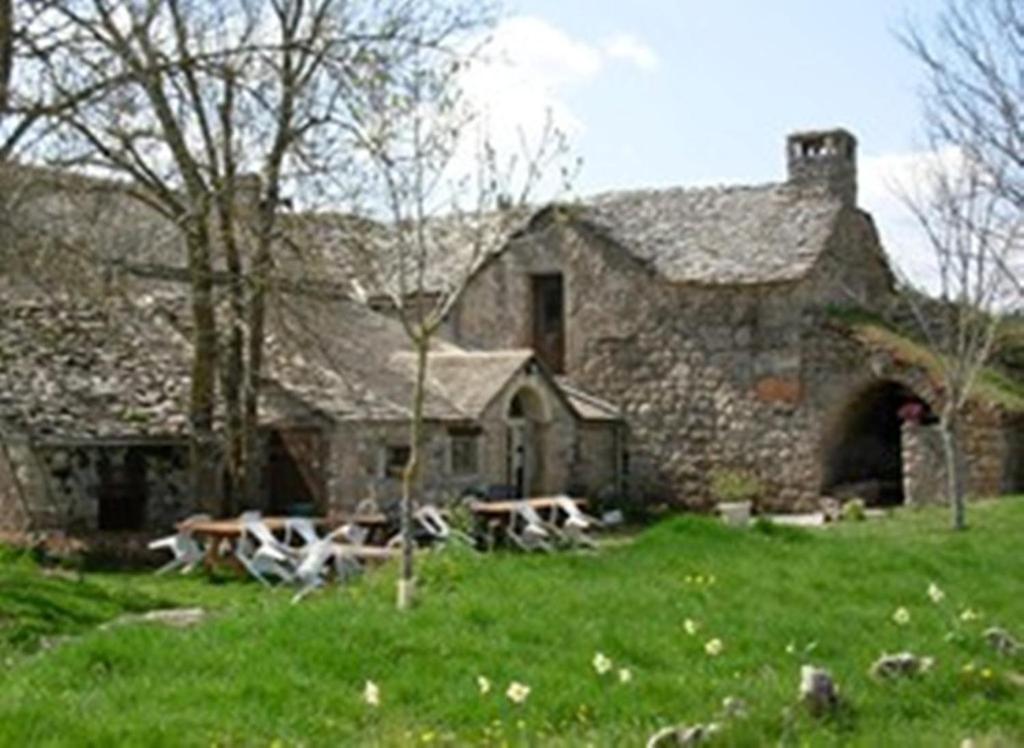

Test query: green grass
[2,501,1023,746]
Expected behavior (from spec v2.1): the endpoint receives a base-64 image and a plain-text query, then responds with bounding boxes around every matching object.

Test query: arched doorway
[821,381,934,506]
[506,387,549,497]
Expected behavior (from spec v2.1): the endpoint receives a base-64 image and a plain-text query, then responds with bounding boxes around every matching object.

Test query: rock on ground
[799,665,840,716]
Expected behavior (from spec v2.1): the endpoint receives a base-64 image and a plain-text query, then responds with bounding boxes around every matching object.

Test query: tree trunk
[215,190,245,516]
[186,220,221,515]
[939,407,967,531]
[397,334,429,611]
[0,0,11,114]
[242,203,274,506]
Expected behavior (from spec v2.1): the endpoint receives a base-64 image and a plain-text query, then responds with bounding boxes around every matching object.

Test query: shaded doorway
[506,388,549,497]
[265,428,327,515]
[97,450,147,530]
[821,381,932,506]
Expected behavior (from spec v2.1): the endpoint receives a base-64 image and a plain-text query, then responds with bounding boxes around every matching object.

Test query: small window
[450,432,480,476]
[383,445,411,479]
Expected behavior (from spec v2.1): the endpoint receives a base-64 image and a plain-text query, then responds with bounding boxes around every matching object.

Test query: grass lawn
[1,501,1023,746]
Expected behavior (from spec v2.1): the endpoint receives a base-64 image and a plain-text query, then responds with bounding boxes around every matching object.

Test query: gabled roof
[577,183,844,285]
[260,293,468,422]
[390,350,536,419]
[555,378,623,422]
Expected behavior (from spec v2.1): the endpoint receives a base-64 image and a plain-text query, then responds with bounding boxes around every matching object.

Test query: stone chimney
[786,128,857,206]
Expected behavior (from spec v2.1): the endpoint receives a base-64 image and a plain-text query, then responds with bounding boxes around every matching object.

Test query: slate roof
[275,208,527,301]
[578,183,844,285]
[0,298,194,440]
[555,378,622,422]
[390,350,536,419]
[259,293,469,422]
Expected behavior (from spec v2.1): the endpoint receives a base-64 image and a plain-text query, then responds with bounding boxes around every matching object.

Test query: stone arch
[505,385,552,497]
[820,379,935,506]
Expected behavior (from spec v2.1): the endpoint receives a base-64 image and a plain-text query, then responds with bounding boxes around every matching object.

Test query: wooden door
[266,428,327,514]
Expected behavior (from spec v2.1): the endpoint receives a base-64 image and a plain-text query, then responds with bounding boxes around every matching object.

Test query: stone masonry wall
[0,440,191,532]
[324,364,591,512]
[901,422,947,507]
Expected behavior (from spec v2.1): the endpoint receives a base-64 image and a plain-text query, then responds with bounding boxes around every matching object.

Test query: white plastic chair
[235,516,297,586]
[554,496,600,549]
[385,505,473,549]
[284,518,321,549]
[291,526,365,603]
[147,514,209,575]
[507,503,554,552]
[415,505,475,546]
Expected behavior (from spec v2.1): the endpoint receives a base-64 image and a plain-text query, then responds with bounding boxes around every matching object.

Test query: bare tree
[896,155,1022,530]
[16,0,488,514]
[902,0,1024,216]
[899,0,1024,528]
[0,0,11,114]
[342,41,576,608]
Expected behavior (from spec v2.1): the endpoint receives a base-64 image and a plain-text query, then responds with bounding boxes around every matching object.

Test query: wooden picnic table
[178,514,391,570]
[331,543,396,563]
[467,497,587,548]
[468,497,586,516]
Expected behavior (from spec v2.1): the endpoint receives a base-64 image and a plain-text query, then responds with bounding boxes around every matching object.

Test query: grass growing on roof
[1,500,1023,745]
[827,306,1024,413]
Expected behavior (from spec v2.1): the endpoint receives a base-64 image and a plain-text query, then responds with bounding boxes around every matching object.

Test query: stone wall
[322,362,604,512]
[805,209,895,309]
[901,422,946,507]
[0,439,192,532]
[325,421,462,513]
[455,214,831,508]
[573,422,624,505]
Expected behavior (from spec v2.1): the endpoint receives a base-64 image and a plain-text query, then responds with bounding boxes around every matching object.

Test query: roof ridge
[586,180,789,204]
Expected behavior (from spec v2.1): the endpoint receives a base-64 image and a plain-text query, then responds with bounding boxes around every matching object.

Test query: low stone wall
[0,440,191,533]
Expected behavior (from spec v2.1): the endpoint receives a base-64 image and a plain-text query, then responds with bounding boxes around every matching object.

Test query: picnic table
[468,497,588,548]
[178,514,391,570]
[468,496,583,512]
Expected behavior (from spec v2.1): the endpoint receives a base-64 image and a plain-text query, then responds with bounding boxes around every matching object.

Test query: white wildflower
[705,638,724,657]
[960,608,980,622]
[592,652,612,675]
[477,676,491,695]
[684,618,699,636]
[506,681,531,704]
[362,680,380,707]
[618,667,633,684]
[927,582,945,604]
[892,607,911,626]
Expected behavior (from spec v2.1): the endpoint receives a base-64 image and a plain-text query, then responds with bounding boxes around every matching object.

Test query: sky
[461,0,949,285]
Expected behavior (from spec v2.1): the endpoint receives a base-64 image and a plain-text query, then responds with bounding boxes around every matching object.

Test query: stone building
[0,288,622,534]
[446,128,1024,510]
[3,128,1021,534]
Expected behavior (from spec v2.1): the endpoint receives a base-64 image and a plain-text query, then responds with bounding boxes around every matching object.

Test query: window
[450,431,480,476]
[530,273,565,373]
[383,445,411,479]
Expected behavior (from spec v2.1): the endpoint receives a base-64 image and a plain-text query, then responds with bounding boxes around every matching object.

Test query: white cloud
[603,33,660,72]
[457,16,659,183]
[859,146,964,293]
